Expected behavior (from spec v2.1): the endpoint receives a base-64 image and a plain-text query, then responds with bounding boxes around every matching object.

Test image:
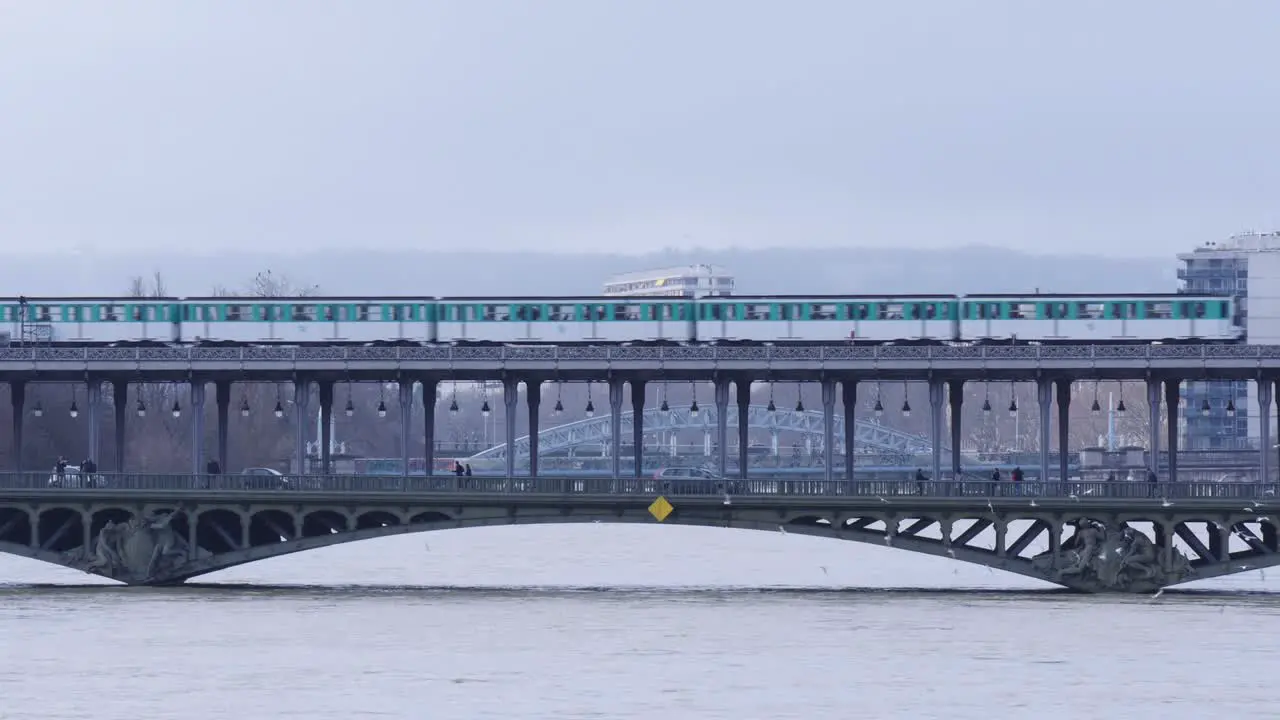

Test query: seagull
[987,500,995,513]
[819,566,828,575]
[778,525,788,535]
[1029,499,1038,507]
[1068,493,1080,502]
[424,542,430,552]
[1082,489,1095,496]
[1149,588,1164,601]
[884,535,893,547]
[1252,501,1264,508]
[1244,507,1256,513]
[877,496,888,504]
[1161,498,1173,508]
[946,548,956,558]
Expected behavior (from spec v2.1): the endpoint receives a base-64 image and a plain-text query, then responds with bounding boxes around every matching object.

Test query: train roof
[0,296,185,302]
[959,292,1233,299]
[699,294,957,301]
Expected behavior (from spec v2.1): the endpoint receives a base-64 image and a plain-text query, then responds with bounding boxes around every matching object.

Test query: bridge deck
[3,473,1271,511]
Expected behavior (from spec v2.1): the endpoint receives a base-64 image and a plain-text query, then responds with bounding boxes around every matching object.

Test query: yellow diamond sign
[648,496,674,522]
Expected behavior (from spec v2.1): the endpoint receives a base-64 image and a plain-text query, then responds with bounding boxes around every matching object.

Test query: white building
[603,264,735,298]
[1177,231,1280,450]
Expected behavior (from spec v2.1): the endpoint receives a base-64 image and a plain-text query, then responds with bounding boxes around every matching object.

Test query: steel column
[929,380,943,481]
[189,382,205,475]
[87,379,102,466]
[631,380,646,478]
[1260,378,1273,485]
[318,381,333,474]
[948,380,963,477]
[504,378,519,483]
[736,380,751,481]
[609,379,624,482]
[1146,380,1161,476]
[1164,380,1179,484]
[113,382,127,472]
[715,378,730,478]
[1056,380,1071,482]
[527,379,541,478]
[9,382,23,472]
[842,381,856,484]
[1037,380,1052,483]
[215,381,230,473]
[293,381,311,475]
[422,380,437,478]
[399,381,413,479]
[822,379,836,483]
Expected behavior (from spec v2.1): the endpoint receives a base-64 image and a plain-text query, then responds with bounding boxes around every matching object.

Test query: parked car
[240,467,321,490]
[47,466,108,489]
[653,467,744,494]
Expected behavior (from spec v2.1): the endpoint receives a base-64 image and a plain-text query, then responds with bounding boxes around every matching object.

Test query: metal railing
[2,472,1274,501]
[0,343,1277,364]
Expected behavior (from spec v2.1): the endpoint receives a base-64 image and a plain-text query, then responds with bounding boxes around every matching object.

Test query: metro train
[0,293,1243,347]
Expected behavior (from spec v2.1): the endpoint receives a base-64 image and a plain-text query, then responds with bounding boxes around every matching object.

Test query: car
[652,467,744,494]
[47,465,107,489]
[240,467,321,490]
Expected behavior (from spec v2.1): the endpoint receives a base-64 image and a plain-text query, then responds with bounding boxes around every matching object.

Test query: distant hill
[1,245,1177,297]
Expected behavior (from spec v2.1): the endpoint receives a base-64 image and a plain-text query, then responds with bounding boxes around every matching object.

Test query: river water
[0,524,1273,719]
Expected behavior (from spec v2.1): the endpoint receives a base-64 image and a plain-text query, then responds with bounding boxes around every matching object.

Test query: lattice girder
[467,405,934,462]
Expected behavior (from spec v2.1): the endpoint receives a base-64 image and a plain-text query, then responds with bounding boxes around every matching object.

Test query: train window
[810,304,837,320]
[904,303,920,320]
[1144,302,1172,319]
[743,303,768,320]
[291,304,314,321]
[545,304,571,321]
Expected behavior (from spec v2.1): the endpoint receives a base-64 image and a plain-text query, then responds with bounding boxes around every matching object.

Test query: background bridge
[466,405,935,466]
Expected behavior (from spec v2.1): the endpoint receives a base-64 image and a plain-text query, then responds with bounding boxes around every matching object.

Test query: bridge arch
[466,405,933,466]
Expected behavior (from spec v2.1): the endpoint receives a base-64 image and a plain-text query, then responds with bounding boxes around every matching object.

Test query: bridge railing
[3,472,1276,501]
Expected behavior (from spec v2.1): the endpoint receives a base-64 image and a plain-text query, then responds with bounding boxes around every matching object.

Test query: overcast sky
[1,1,1277,258]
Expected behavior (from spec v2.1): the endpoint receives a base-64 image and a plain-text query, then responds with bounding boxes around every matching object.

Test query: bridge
[6,342,1280,503]
[1,472,1278,593]
[465,404,934,466]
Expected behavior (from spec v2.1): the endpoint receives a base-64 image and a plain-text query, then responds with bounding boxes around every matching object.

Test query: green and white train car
[959,294,1240,343]
[435,297,695,343]
[2,297,183,343]
[694,295,960,343]
[181,297,436,344]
